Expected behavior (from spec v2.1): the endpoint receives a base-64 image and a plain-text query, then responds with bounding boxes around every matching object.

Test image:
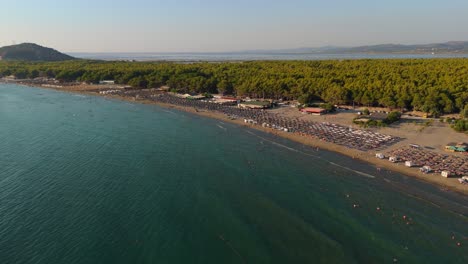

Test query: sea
[68,52,468,62]
[0,83,467,264]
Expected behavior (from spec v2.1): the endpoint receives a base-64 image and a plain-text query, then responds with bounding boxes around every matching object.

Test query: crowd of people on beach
[111,91,399,151]
[386,147,468,177]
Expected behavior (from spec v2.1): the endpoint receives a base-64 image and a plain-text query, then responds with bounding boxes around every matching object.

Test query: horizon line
[63,40,468,54]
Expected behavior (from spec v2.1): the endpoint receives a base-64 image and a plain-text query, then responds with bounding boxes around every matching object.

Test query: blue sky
[1,0,468,52]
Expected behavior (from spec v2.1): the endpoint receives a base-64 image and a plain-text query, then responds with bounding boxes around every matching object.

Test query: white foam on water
[161,109,177,115]
[246,130,375,179]
[328,162,375,179]
[217,124,227,131]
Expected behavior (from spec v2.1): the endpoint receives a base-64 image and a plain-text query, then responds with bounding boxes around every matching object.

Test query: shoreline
[6,82,468,195]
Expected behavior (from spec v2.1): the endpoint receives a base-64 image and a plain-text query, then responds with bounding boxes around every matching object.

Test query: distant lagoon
[68,52,468,62]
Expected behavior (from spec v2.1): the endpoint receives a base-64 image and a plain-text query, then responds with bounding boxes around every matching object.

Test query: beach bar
[300,107,327,115]
[99,80,115,85]
[238,101,271,109]
[211,96,238,105]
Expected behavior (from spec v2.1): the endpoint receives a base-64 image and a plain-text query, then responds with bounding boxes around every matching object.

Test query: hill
[246,41,468,54]
[339,41,468,54]
[0,43,75,61]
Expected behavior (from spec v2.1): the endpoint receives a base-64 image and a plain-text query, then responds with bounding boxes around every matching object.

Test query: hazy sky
[1,0,468,52]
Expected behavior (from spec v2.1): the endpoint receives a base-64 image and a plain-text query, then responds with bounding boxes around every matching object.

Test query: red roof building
[221,96,238,100]
[300,107,327,115]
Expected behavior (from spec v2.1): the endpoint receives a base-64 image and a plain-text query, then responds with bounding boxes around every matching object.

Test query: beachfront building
[99,80,115,85]
[174,93,191,99]
[172,93,204,100]
[238,101,271,109]
[405,161,414,167]
[157,85,170,91]
[389,156,399,163]
[300,107,327,115]
[187,95,206,100]
[211,96,238,105]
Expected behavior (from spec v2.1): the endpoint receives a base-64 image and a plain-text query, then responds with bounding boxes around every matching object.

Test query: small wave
[246,130,375,179]
[217,124,227,131]
[328,162,375,179]
[162,109,177,115]
[246,131,318,157]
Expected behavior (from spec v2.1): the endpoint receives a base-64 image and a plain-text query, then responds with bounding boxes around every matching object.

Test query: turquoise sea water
[0,84,467,264]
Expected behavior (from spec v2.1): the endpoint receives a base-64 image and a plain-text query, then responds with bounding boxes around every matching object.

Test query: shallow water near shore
[1,84,467,263]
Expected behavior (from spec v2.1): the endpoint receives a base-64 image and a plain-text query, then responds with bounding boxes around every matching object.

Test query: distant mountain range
[0,43,75,61]
[1,41,468,63]
[243,41,468,54]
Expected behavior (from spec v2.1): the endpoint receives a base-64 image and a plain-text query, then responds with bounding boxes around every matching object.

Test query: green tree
[462,105,468,119]
[384,111,402,124]
[128,76,148,88]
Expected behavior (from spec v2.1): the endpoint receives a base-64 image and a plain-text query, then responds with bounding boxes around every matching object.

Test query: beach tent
[420,166,432,174]
[441,171,450,178]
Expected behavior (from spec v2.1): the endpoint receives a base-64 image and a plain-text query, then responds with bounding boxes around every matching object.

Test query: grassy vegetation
[452,119,468,132]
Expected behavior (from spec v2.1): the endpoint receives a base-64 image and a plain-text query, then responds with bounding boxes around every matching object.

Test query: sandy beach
[11,82,468,195]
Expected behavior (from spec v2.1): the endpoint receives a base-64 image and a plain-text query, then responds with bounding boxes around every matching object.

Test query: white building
[99,80,115,85]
